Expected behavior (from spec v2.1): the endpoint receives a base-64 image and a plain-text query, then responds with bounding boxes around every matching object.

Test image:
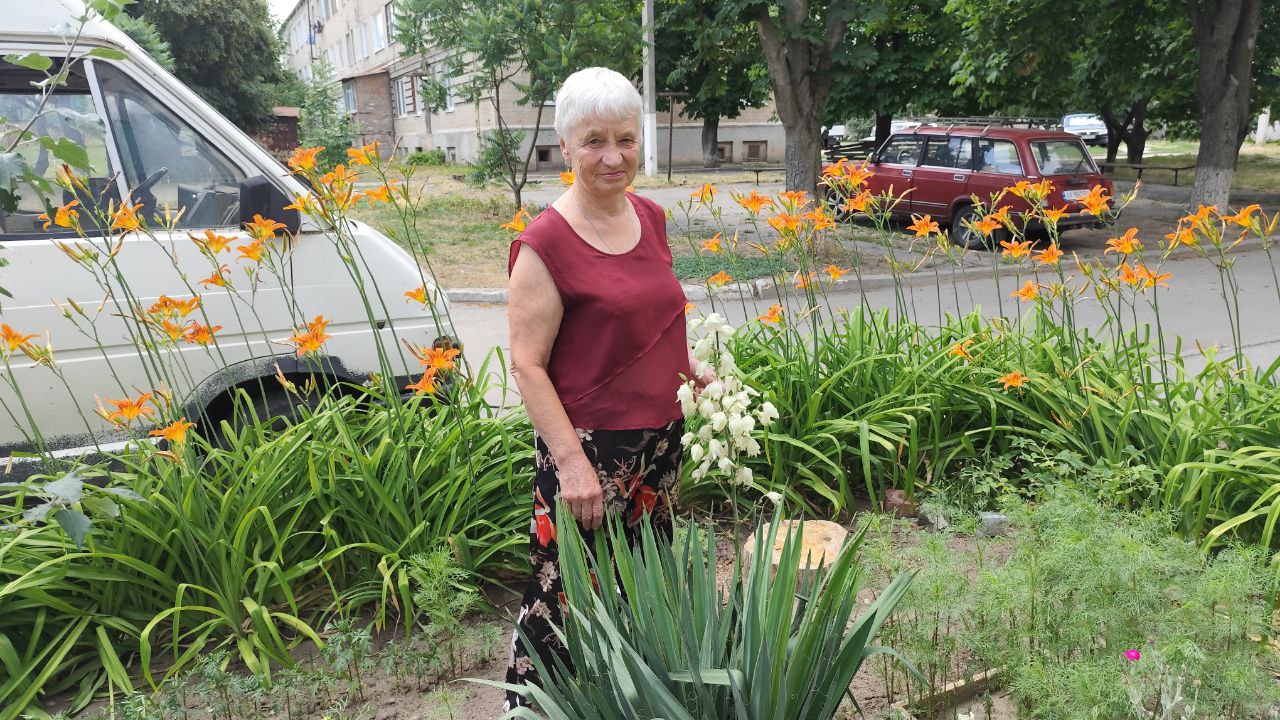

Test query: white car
[0,0,448,463]
[1062,113,1109,147]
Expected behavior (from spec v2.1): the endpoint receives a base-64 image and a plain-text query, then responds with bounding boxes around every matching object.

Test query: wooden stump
[742,519,849,581]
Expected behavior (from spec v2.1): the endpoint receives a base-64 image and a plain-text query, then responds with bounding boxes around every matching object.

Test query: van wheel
[949,204,999,250]
[206,385,320,448]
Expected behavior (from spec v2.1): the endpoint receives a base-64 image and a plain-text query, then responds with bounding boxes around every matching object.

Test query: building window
[396,76,418,117]
[446,146,457,163]
[342,81,356,113]
[443,72,455,111]
[744,141,767,162]
[343,32,353,67]
[372,11,388,50]
[717,142,733,164]
[385,2,397,38]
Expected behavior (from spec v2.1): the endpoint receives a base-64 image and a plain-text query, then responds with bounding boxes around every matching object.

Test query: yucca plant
[489,509,917,719]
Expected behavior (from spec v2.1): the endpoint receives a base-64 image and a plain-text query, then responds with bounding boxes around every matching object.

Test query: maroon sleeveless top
[508,193,690,430]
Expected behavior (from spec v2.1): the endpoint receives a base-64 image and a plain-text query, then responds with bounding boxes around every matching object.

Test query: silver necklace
[574,191,634,254]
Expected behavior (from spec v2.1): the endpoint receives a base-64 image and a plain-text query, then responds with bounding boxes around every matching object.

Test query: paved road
[449,243,1280,398]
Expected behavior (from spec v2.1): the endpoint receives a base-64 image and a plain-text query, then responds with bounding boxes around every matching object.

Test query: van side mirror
[239,175,300,235]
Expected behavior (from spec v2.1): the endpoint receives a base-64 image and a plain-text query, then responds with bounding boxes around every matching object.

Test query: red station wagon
[849,126,1115,248]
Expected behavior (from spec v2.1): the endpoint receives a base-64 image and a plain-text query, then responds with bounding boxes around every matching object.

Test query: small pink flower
[1124,649,1142,662]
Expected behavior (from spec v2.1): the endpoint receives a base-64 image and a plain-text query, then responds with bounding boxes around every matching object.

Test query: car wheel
[948,204,992,250]
[822,184,853,222]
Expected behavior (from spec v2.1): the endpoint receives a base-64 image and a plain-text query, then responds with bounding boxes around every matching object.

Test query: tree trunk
[874,112,893,147]
[1101,105,1125,164]
[753,1,850,194]
[701,115,721,168]
[1124,98,1151,165]
[1186,0,1261,208]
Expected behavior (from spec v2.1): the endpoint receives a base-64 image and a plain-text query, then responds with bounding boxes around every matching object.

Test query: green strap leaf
[86,47,128,61]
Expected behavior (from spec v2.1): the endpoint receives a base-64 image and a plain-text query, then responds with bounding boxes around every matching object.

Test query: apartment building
[280,1,784,167]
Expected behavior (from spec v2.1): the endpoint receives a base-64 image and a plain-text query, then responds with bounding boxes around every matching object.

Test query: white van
[0,1,448,463]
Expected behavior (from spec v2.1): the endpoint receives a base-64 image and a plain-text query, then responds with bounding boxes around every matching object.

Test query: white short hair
[554,67,642,140]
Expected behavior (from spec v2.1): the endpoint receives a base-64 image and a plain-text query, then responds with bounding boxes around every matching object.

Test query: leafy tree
[825,0,970,147]
[127,0,287,129]
[1185,0,1271,207]
[949,0,1196,167]
[395,0,641,208]
[113,13,174,71]
[655,0,771,168]
[298,61,357,172]
[731,0,860,194]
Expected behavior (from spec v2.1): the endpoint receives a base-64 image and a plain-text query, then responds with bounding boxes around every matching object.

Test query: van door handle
[953,174,966,181]
[901,169,913,177]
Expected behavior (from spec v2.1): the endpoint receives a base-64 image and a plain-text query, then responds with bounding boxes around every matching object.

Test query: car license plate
[1063,189,1088,201]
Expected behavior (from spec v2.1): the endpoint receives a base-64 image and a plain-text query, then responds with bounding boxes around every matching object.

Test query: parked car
[1062,113,1109,147]
[860,120,922,144]
[830,125,1113,249]
[0,1,448,461]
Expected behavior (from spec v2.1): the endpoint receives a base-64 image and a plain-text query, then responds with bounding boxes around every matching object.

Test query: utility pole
[641,0,657,177]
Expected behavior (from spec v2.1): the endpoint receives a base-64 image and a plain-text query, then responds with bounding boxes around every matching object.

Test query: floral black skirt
[503,418,683,711]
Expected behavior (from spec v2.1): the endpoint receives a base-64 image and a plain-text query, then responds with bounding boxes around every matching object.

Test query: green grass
[1088,141,1280,191]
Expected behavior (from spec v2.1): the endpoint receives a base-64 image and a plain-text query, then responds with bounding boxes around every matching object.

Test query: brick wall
[352,73,394,149]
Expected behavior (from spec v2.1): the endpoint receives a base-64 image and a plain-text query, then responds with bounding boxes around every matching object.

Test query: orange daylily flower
[346,141,380,166]
[159,319,184,342]
[149,418,195,444]
[691,182,717,203]
[1000,239,1033,259]
[244,213,287,240]
[684,302,695,315]
[990,206,1013,227]
[795,271,818,289]
[38,199,80,230]
[1165,227,1196,248]
[305,316,330,336]
[0,324,38,352]
[1134,263,1171,289]
[502,208,533,232]
[805,208,835,231]
[405,368,438,394]
[288,328,330,357]
[419,346,461,370]
[1011,280,1040,302]
[997,371,1028,390]
[1223,204,1261,228]
[822,158,850,178]
[101,392,155,425]
[146,296,178,318]
[702,234,723,253]
[287,147,325,173]
[737,190,775,214]
[191,230,235,254]
[1182,204,1218,231]
[846,162,873,188]
[1105,227,1141,255]
[110,202,142,232]
[707,270,732,287]
[284,193,319,215]
[559,170,576,186]
[319,164,354,190]
[182,322,221,346]
[1042,207,1067,226]
[908,214,940,237]
[973,215,1001,237]
[766,213,802,234]
[1079,185,1111,216]
[777,190,810,211]
[825,264,848,281]
[1034,244,1064,266]
[951,340,974,360]
[405,285,432,305]
[1117,262,1139,286]
[757,304,783,324]
[843,189,872,214]
[200,265,230,288]
[362,184,394,204]
[237,239,266,263]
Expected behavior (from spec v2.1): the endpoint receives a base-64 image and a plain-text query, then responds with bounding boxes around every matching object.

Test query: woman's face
[561,115,639,196]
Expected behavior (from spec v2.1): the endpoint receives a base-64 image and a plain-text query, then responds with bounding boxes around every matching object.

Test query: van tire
[949,203,993,250]
[205,384,320,448]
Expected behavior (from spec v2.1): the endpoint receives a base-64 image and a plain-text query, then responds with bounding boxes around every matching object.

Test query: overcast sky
[268,0,297,23]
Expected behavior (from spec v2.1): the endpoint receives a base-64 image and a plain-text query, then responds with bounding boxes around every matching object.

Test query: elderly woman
[502,66,707,709]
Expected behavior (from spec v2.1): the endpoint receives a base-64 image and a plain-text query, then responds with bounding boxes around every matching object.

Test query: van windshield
[1032,140,1095,176]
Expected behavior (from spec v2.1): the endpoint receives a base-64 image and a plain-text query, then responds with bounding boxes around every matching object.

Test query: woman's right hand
[558,454,605,531]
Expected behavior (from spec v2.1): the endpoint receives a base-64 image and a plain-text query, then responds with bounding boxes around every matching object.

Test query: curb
[444,263,1025,305]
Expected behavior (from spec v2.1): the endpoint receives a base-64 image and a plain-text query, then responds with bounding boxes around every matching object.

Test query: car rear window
[1032,140,1096,175]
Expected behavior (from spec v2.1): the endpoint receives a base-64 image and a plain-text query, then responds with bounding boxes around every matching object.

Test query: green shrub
[406,148,447,167]
[466,128,524,187]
